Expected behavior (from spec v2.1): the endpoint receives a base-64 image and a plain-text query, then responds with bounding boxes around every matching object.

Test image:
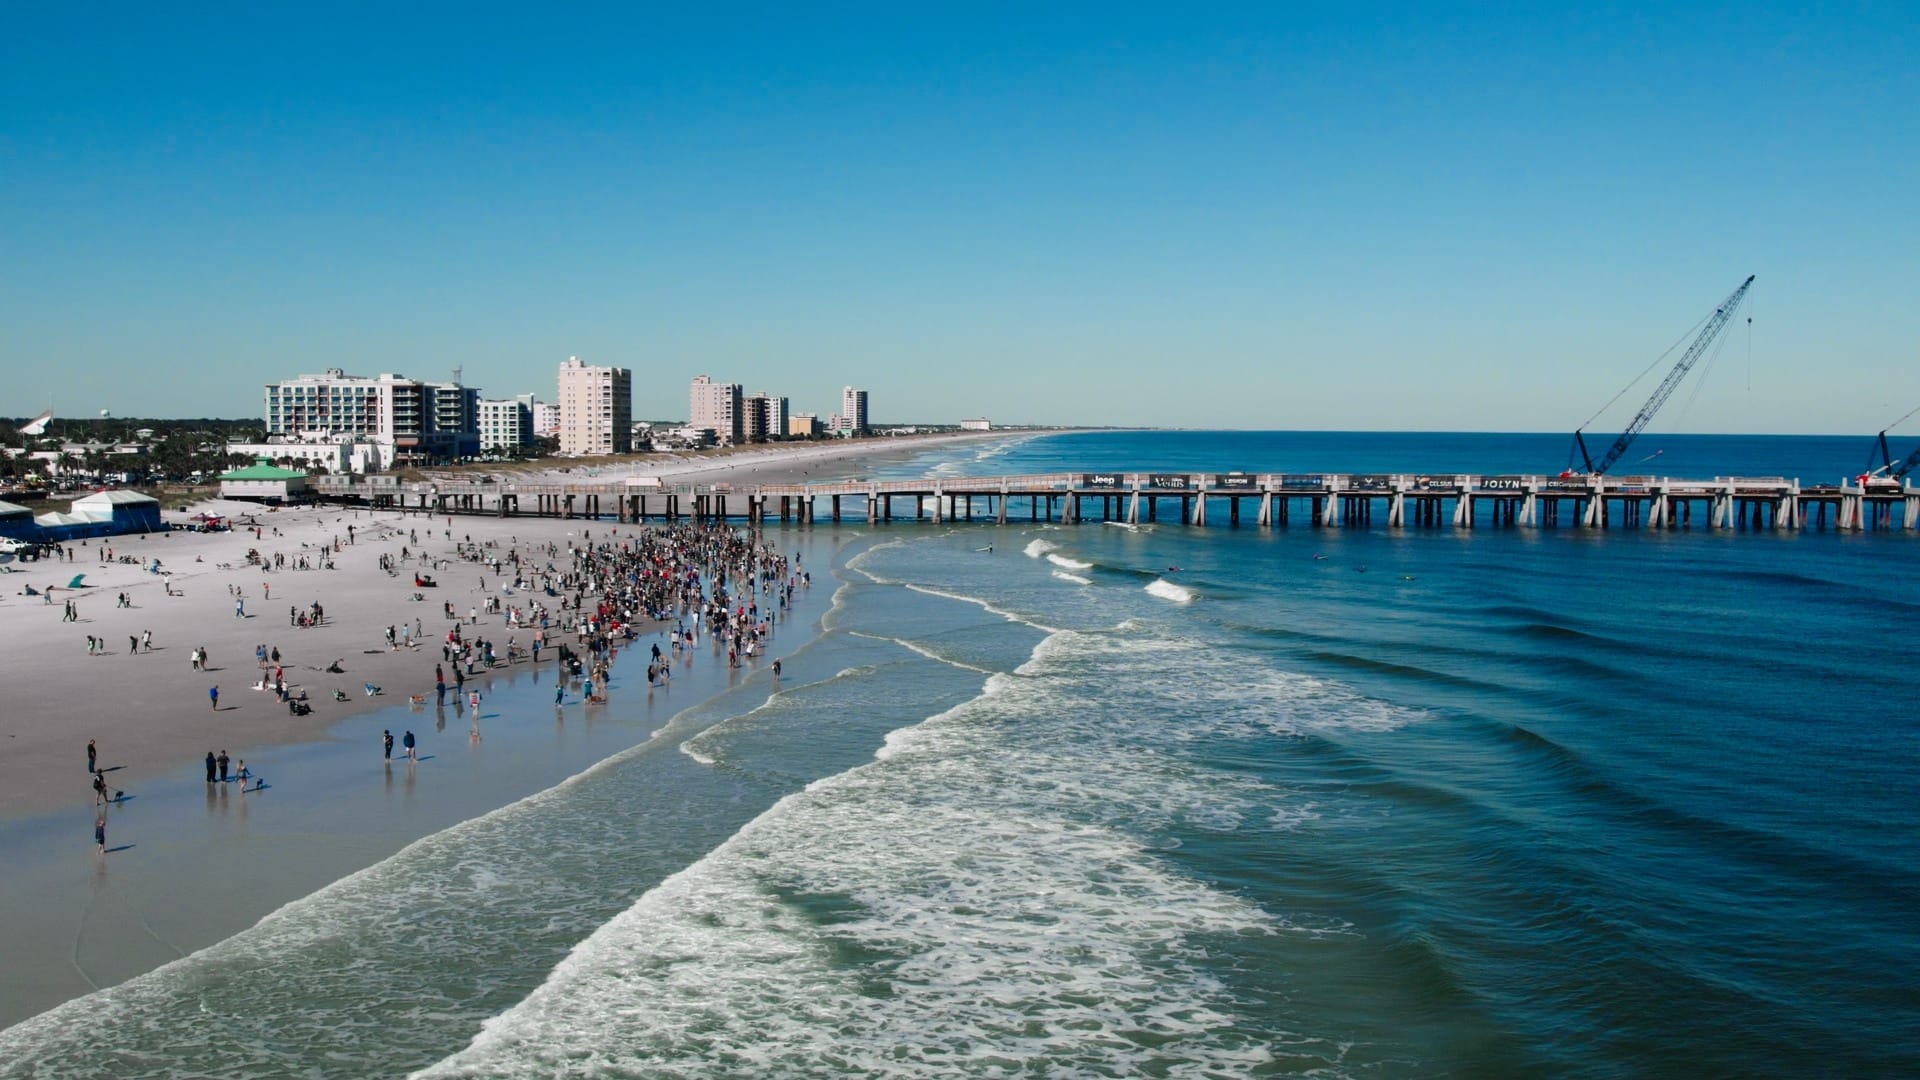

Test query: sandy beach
[0,429,1035,1028]
[0,430,1027,822]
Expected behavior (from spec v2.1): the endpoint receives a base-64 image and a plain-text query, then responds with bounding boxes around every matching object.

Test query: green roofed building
[219,458,310,502]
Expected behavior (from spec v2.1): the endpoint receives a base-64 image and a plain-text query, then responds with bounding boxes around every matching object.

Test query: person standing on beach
[93,772,107,805]
[218,750,230,782]
[402,730,416,761]
[95,815,106,855]
[209,685,220,710]
[383,730,393,760]
[468,689,481,714]
[205,750,216,782]
[87,739,98,773]
[235,597,245,618]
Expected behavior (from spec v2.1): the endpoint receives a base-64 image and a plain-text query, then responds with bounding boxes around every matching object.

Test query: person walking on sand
[142,629,153,652]
[95,815,106,855]
[93,772,108,805]
[235,597,245,618]
[209,684,220,710]
[383,730,393,760]
[468,689,481,714]
[402,730,416,761]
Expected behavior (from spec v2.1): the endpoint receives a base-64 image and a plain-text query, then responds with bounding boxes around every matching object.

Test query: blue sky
[2,4,1913,433]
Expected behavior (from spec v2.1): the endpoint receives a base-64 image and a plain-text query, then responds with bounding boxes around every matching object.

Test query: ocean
[2,430,1916,1077]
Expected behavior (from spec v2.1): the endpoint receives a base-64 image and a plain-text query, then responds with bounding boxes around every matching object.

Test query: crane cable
[1675,312,1739,427]
[1746,292,1754,394]
[1882,402,1920,432]
[1576,307,1714,431]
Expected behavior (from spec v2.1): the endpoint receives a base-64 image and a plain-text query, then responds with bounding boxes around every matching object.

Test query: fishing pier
[309,472,1919,532]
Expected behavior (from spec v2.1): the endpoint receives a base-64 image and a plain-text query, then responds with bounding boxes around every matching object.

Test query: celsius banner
[1213,473,1259,490]
[1147,474,1193,490]
[1080,473,1125,489]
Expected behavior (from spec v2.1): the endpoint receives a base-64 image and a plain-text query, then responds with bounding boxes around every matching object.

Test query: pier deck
[306,472,1920,532]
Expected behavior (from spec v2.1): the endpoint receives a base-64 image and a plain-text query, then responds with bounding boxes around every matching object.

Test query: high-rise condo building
[477,398,533,453]
[840,386,870,436]
[531,401,560,439]
[557,356,632,456]
[690,375,743,445]
[747,393,788,442]
[263,368,480,466]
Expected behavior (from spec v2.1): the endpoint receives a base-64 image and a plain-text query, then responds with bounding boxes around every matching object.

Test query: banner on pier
[1081,473,1124,489]
[1278,475,1325,490]
[1348,475,1392,491]
[1212,473,1259,490]
[1147,474,1193,490]
[1479,476,1528,492]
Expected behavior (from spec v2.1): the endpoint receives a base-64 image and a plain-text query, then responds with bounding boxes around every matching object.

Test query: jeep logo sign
[1081,474,1124,489]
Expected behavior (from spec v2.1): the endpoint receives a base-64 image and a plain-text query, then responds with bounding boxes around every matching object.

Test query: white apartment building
[531,401,559,439]
[690,375,743,445]
[477,398,533,454]
[557,356,632,456]
[959,418,992,431]
[841,386,870,435]
[263,369,478,465]
[226,437,386,474]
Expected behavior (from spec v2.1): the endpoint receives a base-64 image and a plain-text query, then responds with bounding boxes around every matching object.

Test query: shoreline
[0,431,1054,1030]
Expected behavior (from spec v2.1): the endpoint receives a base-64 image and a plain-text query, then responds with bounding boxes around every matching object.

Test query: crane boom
[1575,275,1756,476]
[1865,404,1920,482]
[1867,432,1920,481]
